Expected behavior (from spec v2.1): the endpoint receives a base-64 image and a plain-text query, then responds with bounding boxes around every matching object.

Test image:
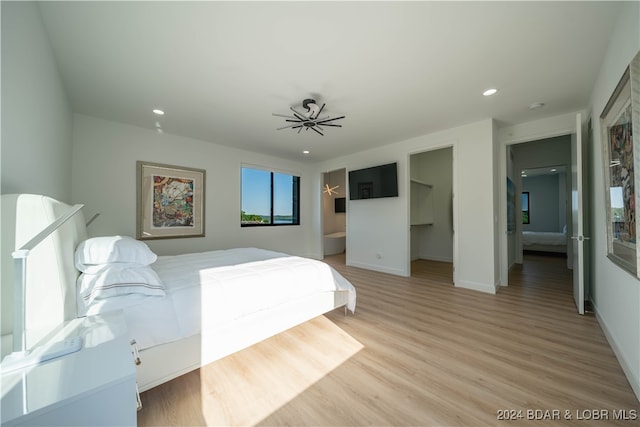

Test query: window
[241,166,300,226]
[522,192,530,224]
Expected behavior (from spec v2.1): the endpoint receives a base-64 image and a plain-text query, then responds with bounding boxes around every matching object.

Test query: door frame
[498,113,585,291]
[406,143,458,284]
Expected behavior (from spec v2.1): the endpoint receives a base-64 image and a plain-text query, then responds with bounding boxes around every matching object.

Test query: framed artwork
[136,161,205,240]
[522,192,530,225]
[506,177,515,233]
[600,51,640,276]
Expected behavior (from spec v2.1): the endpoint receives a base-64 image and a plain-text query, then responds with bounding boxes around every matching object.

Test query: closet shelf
[410,178,433,188]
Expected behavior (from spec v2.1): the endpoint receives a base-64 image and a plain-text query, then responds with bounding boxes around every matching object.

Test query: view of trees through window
[241,166,300,226]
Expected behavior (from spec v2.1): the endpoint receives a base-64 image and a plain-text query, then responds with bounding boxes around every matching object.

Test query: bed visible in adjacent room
[522,229,568,254]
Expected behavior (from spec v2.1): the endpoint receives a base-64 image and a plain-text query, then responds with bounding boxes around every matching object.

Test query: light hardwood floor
[138,253,639,426]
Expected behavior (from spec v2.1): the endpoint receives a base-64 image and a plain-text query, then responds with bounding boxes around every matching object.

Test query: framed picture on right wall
[600,51,640,277]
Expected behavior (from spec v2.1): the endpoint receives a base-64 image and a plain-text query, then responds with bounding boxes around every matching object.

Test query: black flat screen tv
[348,162,398,200]
[334,197,346,213]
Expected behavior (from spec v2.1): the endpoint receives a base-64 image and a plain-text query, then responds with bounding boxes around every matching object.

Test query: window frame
[522,191,530,224]
[241,165,300,227]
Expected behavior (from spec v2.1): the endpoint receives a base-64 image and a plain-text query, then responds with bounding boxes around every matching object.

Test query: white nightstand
[1,311,137,426]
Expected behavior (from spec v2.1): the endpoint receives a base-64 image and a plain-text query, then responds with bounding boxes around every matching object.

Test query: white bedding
[522,231,567,246]
[83,248,356,351]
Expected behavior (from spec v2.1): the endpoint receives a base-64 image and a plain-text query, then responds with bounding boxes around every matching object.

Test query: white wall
[71,114,317,258]
[587,1,639,401]
[410,147,453,263]
[315,119,498,293]
[522,174,562,232]
[1,2,73,202]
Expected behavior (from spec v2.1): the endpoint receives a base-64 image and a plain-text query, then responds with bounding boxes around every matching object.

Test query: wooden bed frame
[1,194,350,392]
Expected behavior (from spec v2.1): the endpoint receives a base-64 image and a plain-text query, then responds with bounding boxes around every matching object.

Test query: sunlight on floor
[199,316,364,426]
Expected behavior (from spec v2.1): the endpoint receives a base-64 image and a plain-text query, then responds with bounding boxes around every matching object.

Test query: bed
[1,194,356,393]
[522,230,568,254]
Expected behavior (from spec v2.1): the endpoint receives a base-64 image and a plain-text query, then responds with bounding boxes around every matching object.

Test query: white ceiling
[37,1,623,162]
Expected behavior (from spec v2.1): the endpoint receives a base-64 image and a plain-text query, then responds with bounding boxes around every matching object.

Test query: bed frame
[522,243,567,254]
[522,231,567,254]
[1,194,350,392]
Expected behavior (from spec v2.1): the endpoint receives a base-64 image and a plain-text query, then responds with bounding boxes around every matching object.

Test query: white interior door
[571,113,588,315]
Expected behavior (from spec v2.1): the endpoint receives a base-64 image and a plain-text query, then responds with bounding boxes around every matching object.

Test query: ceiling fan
[273,98,345,136]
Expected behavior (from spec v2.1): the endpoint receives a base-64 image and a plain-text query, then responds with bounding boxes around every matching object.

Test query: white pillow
[77,264,166,308]
[75,236,157,272]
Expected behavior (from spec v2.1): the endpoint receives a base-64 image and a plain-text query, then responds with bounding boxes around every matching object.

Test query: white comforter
[84,248,356,350]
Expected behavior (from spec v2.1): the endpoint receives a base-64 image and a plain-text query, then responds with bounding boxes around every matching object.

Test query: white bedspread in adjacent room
[84,248,356,350]
[522,231,567,246]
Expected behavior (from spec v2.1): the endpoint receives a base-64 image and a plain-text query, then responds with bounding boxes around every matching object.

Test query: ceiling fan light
[274,97,345,135]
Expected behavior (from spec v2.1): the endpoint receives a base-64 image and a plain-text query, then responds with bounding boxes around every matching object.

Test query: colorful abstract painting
[152,176,195,227]
[137,161,205,239]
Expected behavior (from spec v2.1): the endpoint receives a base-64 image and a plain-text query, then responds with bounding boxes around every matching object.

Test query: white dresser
[1,311,137,426]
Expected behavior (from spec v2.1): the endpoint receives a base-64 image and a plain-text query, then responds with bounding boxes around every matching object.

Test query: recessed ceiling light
[483,88,498,96]
[529,102,545,110]
[550,168,557,172]
[152,109,165,115]
[302,150,310,154]
[521,174,528,177]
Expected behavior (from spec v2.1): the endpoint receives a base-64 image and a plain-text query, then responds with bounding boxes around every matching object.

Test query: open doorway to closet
[409,147,454,282]
[322,169,347,265]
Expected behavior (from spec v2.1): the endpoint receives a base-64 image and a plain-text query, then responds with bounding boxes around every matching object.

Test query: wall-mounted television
[335,197,346,213]
[348,162,398,200]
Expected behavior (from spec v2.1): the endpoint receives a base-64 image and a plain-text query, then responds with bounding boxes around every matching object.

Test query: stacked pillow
[75,236,165,312]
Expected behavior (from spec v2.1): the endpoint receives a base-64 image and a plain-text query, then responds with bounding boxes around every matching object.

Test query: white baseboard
[593,302,640,403]
[346,260,408,277]
[455,279,497,294]
[417,254,453,263]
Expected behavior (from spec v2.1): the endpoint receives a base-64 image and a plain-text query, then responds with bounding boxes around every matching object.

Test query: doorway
[503,121,589,314]
[409,147,454,281]
[322,169,347,263]
[507,136,571,267]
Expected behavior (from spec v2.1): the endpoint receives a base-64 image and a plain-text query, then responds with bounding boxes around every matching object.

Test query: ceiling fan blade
[272,113,298,120]
[316,115,345,124]
[290,107,309,121]
[320,123,342,127]
[285,119,303,123]
[310,126,324,136]
[314,103,326,119]
[277,123,304,130]
[297,126,303,134]
[310,115,330,123]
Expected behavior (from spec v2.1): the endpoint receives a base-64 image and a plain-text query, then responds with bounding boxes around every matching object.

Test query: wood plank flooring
[138,253,639,426]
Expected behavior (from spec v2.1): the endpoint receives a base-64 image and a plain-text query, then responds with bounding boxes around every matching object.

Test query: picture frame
[600,51,640,277]
[506,177,515,233]
[136,161,205,240]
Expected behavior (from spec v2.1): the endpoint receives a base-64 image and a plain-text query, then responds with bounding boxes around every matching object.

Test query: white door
[571,113,588,315]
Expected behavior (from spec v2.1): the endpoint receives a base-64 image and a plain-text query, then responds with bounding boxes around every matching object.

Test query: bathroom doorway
[322,169,347,262]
